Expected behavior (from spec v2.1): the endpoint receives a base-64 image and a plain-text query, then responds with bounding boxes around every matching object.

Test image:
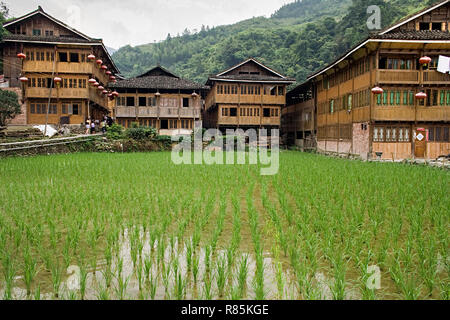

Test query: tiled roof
[373,30,450,40]
[210,75,296,82]
[109,75,209,90]
[2,34,101,44]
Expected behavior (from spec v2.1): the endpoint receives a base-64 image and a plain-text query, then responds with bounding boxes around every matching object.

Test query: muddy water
[0,227,372,300]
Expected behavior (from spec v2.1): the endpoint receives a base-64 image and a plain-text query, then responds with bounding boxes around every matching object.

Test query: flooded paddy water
[0,152,448,300]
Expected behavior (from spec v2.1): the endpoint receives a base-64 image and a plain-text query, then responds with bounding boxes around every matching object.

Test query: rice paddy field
[0,151,448,300]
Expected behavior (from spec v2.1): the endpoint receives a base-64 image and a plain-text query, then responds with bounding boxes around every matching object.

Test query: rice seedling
[96,285,110,300]
[216,255,227,298]
[0,152,447,300]
[149,273,158,300]
[50,261,62,299]
[23,245,37,297]
[192,254,200,283]
[237,254,249,298]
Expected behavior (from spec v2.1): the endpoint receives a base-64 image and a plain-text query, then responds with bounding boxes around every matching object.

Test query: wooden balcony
[373,106,415,121]
[261,117,281,126]
[378,70,419,84]
[23,61,110,84]
[212,93,286,106]
[139,107,158,117]
[116,107,201,118]
[115,107,136,118]
[26,87,89,99]
[416,107,450,122]
[422,70,450,84]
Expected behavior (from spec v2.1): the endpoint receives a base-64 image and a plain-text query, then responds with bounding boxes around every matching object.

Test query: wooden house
[1,6,119,125]
[284,0,450,160]
[282,81,316,148]
[110,65,209,135]
[204,58,295,132]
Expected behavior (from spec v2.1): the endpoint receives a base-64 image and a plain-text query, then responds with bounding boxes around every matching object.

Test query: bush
[125,125,158,140]
[0,89,21,127]
[156,135,173,149]
[106,123,124,140]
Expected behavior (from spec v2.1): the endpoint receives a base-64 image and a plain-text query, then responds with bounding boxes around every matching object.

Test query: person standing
[91,120,96,134]
[85,119,91,135]
[101,119,107,134]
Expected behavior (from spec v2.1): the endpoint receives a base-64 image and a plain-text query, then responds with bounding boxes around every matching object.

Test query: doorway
[160,119,168,129]
[414,128,426,158]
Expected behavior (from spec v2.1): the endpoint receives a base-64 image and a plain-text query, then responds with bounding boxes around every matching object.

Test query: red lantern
[109,76,116,81]
[102,90,108,94]
[101,65,108,70]
[98,86,104,91]
[419,56,432,65]
[107,93,113,98]
[54,77,62,83]
[112,91,119,97]
[96,59,103,65]
[17,53,26,59]
[88,78,97,84]
[93,82,100,87]
[106,71,112,75]
[88,54,96,61]
[415,92,427,100]
[19,76,29,83]
[371,86,383,95]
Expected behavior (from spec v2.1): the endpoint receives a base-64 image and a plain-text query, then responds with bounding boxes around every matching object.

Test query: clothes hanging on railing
[437,55,450,74]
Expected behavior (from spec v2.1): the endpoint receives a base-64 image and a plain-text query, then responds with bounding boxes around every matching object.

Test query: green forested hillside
[112,0,443,83]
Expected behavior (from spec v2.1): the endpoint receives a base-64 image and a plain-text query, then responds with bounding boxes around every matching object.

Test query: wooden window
[329,99,335,113]
[403,91,408,105]
[409,91,414,105]
[447,91,450,105]
[126,97,135,107]
[30,104,35,114]
[45,30,54,36]
[62,104,68,114]
[149,97,157,107]
[263,108,270,118]
[383,91,388,105]
[395,91,401,105]
[33,29,41,36]
[50,104,57,114]
[270,87,276,96]
[70,53,79,63]
[183,98,189,108]
[59,52,68,62]
[432,90,438,106]
[72,104,80,115]
[230,108,237,117]
[139,97,146,107]
[377,93,382,105]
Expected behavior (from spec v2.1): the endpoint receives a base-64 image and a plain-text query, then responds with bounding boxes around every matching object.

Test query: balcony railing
[378,70,419,84]
[423,70,450,84]
[115,106,201,118]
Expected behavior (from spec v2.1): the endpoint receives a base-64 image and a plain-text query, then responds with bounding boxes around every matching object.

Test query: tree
[0,89,21,127]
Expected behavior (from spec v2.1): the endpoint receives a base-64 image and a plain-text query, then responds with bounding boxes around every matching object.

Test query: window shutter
[68,104,73,115]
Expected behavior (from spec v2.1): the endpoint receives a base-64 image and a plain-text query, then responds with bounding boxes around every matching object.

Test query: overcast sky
[5,0,293,49]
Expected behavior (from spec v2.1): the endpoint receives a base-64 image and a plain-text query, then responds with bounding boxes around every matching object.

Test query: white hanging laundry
[437,55,450,74]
